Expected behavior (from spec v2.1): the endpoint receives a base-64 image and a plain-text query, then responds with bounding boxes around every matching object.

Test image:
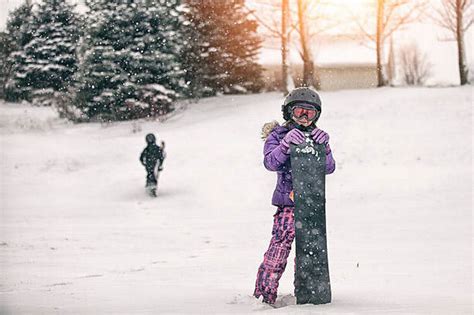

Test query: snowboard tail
[290,136,331,305]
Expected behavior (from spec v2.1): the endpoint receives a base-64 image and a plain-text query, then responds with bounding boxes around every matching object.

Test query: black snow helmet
[282,87,322,121]
[145,133,156,144]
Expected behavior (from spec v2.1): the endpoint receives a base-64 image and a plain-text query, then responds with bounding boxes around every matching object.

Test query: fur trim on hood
[261,120,280,140]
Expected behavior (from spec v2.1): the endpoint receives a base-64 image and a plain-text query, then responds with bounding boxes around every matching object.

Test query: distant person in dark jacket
[140,133,165,195]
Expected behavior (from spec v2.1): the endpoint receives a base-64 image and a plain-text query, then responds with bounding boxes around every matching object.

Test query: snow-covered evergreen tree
[144,0,187,96]
[0,31,13,99]
[3,2,35,102]
[182,0,264,97]
[75,0,185,121]
[24,0,80,106]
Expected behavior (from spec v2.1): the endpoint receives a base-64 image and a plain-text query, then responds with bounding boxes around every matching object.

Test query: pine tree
[128,0,187,117]
[24,0,80,105]
[183,0,264,97]
[3,2,35,102]
[75,0,140,120]
[75,0,185,121]
[0,31,13,99]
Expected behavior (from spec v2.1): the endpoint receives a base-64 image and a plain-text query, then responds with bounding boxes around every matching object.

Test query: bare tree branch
[429,0,471,84]
[383,3,426,41]
[348,8,376,43]
[429,0,473,33]
[243,4,282,37]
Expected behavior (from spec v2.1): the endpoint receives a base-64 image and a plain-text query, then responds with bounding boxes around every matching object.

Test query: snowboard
[290,133,331,305]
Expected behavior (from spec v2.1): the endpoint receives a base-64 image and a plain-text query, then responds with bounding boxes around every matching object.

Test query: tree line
[0,0,264,121]
[0,0,471,122]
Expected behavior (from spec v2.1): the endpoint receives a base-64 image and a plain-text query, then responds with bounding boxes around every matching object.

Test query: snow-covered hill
[0,87,472,314]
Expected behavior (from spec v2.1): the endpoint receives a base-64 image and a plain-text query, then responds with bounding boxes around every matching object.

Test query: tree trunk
[386,36,395,85]
[303,59,317,88]
[376,0,386,87]
[281,0,289,94]
[456,0,469,85]
[296,0,320,89]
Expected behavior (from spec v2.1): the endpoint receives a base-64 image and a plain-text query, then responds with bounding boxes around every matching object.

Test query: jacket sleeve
[263,132,290,172]
[139,150,146,165]
[326,150,336,174]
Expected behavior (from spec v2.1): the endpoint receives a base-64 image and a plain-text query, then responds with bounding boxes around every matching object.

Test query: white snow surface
[0,87,472,314]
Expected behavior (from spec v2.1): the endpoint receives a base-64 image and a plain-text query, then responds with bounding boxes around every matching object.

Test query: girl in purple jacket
[254,87,336,305]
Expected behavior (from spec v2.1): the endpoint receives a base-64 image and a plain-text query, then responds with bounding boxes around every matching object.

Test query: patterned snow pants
[254,206,295,304]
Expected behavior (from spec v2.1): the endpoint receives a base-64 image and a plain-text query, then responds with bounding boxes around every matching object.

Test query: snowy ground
[0,87,472,314]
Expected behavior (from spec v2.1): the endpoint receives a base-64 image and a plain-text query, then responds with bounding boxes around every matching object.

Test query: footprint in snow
[151,260,167,264]
[79,274,103,279]
[228,293,295,309]
[46,282,73,287]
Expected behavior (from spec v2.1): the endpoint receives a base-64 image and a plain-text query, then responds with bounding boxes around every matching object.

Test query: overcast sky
[2,0,25,28]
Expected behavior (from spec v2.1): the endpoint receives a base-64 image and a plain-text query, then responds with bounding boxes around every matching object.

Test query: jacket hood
[261,121,280,140]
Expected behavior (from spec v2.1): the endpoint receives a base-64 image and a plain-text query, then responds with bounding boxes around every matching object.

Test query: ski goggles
[291,104,319,120]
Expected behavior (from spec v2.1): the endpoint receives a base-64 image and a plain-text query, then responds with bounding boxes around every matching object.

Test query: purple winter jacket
[264,125,336,207]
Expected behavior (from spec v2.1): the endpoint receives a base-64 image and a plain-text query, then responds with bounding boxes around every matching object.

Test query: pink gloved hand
[281,129,305,152]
